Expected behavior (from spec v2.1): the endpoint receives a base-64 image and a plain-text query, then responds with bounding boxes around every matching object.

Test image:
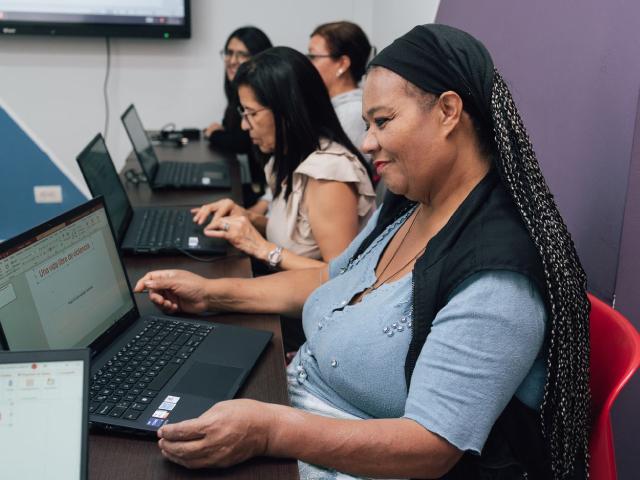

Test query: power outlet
[34,185,63,204]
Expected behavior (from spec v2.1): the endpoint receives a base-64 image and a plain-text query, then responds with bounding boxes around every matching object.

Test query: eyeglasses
[237,105,269,129]
[305,53,338,61]
[220,49,251,62]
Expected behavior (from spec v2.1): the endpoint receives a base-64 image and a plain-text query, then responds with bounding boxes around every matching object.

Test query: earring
[336,69,343,77]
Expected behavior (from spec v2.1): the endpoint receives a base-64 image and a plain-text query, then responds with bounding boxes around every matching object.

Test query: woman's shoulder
[295,141,368,184]
[331,88,363,109]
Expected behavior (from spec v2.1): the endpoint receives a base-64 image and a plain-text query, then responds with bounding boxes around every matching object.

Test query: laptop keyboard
[136,209,187,249]
[162,161,200,185]
[89,318,213,421]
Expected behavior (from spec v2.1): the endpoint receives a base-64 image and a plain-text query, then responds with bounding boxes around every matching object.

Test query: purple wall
[436,1,640,478]
[616,91,640,330]
[610,90,640,480]
[437,0,640,303]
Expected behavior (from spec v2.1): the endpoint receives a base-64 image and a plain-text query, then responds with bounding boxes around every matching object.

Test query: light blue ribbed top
[292,206,548,453]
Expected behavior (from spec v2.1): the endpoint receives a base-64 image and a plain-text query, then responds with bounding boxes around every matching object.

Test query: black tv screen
[0,0,190,38]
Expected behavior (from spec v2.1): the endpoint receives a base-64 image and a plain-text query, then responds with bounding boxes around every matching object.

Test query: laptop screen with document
[121,104,159,180]
[0,349,89,480]
[0,199,134,351]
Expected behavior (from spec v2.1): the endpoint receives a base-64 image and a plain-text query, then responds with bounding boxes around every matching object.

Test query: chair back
[588,293,640,480]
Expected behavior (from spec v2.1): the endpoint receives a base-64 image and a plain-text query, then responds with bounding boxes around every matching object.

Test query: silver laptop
[0,348,90,480]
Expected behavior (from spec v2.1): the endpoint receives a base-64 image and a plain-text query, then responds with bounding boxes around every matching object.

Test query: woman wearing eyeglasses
[307,22,372,155]
[205,26,272,207]
[192,47,376,272]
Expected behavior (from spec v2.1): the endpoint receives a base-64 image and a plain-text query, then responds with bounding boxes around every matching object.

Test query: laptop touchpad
[203,170,224,179]
[173,362,243,399]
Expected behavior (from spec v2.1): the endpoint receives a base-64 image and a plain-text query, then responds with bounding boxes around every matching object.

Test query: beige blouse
[264,141,376,260]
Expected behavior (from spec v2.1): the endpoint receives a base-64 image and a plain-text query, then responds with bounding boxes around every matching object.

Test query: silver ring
[222,222,230,232]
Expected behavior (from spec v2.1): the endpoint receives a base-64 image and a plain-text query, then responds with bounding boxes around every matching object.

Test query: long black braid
[491,69,591,479]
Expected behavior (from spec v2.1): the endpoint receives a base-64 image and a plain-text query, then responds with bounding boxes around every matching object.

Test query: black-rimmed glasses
[220,49,251,62]
[305,53,338,61]
[237,105,269,129]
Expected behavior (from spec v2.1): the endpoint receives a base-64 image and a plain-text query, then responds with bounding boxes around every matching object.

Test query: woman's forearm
[204,266,328,318]
[247,211,268,235]
[265,404,462,479]
[255,244,326,271]
[278,250,326,270]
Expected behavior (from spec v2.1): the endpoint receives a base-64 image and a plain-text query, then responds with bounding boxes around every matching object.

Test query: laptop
[0,348,89,480]
[121,104,231,189]
[77,133,226,255]
[0,197,272,435]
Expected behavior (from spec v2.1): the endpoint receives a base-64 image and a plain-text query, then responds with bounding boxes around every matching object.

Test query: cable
[160,122,177,133]
[176,249,243,263]
[103,37,111,141]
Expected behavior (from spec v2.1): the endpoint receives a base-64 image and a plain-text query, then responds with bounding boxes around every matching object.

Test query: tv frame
[0,0,190,39]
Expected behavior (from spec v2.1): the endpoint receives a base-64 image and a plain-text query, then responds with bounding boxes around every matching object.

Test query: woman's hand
[203,122,224,138]
[191,199,248,227]
[133,270,210,314]
[204,215,273,261]
[157,399,274,469]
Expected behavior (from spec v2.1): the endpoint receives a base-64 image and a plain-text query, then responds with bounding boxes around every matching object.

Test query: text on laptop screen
[78,135,132,242]
[0,203,134,350]
[0,359,84,479]
[122,106,158,179]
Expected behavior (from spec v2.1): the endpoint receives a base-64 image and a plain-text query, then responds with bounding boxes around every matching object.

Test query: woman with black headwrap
[135,24,590,480]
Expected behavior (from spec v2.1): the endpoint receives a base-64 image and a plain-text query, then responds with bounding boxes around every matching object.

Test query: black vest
[353,170,557,479]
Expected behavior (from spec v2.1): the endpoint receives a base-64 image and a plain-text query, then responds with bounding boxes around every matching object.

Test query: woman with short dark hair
[308,21,372,153]
[139,25,589,480]
[193,46,375,271]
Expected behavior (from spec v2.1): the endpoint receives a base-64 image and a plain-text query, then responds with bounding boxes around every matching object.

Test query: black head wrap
[363,23,590,480]
[369,24,494,132]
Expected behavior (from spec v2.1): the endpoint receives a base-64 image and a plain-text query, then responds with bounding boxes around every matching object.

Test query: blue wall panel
[0,106,87,241]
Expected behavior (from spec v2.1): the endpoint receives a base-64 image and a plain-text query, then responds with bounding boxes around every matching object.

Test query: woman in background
[307,21,371,154]
[205,26,272,207]
[193,47,375,271]
[250,22,374,215]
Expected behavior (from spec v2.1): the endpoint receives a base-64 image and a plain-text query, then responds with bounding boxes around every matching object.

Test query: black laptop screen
[0,202,134,350]
[121,104,159,180]
[76,134,132,243]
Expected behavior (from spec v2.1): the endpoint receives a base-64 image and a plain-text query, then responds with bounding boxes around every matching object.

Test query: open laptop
[0,348,89,480]
[121,104,231,189]
[77,133,226,255]
[0,197,272,435]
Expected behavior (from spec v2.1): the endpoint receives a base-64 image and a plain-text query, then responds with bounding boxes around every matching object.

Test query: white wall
[371,0,441,54]
[0,0,439,187]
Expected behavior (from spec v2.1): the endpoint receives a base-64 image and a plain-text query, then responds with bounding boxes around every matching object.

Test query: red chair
[588,293,640,480]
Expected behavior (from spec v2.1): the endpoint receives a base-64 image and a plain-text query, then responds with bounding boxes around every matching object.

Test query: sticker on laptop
[159,401,177,411]
[201,177,211,185]
[152,409,170,419]
[146,417,166,428]
[146,395,182,427]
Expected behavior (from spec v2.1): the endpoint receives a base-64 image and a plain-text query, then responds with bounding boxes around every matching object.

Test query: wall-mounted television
[0,0,190,39]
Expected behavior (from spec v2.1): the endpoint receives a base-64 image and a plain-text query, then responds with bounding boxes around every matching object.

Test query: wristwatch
[267,245,284,269]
